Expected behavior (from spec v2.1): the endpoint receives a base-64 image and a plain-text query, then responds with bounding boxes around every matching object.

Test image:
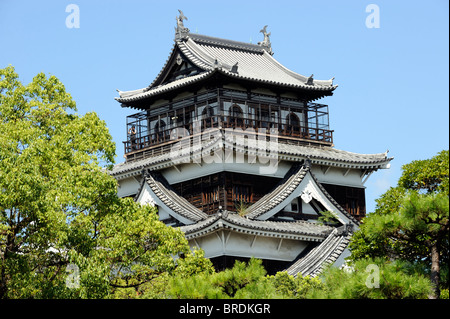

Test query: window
[286,112,301,135]
[229,104,244,127]
[232,185,252,203]
[201,105,215,129]
[202,187,219,204]
[154,120,166,141]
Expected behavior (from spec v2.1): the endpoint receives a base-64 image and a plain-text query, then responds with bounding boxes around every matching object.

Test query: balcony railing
[124,119,333,162]
[123,89,333,161]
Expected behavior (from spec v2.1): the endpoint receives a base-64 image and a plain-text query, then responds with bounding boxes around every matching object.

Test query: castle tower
[111,12,392,274]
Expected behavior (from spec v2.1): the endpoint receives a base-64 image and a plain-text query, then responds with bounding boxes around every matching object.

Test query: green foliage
[0,65,115,298]
[310,258,432,299]
[0,66,212,299]
[398,150,449,195]
[349,150,449,298]
[173,248,215,278]
[269,271,324,299]
[317,210,340,226]
[159,257,431,299]
[166,258,283,299]
[235,200,250,216]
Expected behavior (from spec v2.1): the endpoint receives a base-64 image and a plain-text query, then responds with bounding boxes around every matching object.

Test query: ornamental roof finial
[258,25,273,55]
[175,9,189,39]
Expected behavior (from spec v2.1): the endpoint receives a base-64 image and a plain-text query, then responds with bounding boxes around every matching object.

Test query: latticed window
[202,187,219,204]
[286,112,300,135]
[232,185,252,203]
[228,104,244,127]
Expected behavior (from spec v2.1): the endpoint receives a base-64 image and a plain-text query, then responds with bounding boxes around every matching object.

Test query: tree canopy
[349,150,449,298]
[0,66,210,298]
[1,66,447,300]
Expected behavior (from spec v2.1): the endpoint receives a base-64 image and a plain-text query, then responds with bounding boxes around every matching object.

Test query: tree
[349,150,449,298]
[398,150,449,194]
[269,271,324,299]
[0,66,211,298]
[165,258,283,299]
[309,258,432,299]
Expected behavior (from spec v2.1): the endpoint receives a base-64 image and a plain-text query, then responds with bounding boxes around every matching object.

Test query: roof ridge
[285,230,352,277]
[245,163,308,219]
[182,37,237,72]
[180,211,332,240]
[145,42,178,90]
[187,33,265,53]
[145,171,209,221]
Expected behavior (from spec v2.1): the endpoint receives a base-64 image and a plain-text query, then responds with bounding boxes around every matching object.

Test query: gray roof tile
[116,32,336,103]
[180,211,333,241]
[111,132,392,178]
[245,163,308,219]
[285,227,351,277]
[143,171,208,222]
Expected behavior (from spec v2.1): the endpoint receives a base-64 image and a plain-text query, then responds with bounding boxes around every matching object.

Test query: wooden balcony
[123,89,333,162]
[124,122,333,162]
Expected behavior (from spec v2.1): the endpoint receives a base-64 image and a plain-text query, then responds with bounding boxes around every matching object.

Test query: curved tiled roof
[110,131,392,179]
[116,32,336,103]
[143,171,208,222]
[116,71,214,103]
[245,164,308,219]
[225,133,392,170]
[285,226,352,277]
[110,129,223,178]
[180,211,333,241]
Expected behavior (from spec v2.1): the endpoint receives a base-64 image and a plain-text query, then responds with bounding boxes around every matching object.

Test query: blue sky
[1,0,448,213]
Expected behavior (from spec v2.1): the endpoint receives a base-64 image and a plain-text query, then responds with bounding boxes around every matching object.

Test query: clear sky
[1,0,448,213]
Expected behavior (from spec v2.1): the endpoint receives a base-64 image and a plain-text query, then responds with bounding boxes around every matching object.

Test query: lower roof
[285,226,352,277]
[180,211,333,242]
[110,130,393,179]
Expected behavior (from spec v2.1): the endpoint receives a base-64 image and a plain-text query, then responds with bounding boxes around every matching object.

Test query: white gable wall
[189,230,309,261]
[135,183,196,225]
[117,176,141,198]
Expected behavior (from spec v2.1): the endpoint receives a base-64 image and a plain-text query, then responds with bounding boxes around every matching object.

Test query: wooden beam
[343,168,351,177]
[250,235,257,248]
[322,165,331,175]
[362,171,374,185]
[277,238,283,251]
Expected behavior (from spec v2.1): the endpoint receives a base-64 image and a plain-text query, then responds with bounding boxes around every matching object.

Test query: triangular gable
[135,173,208,225]
[247,167,359,227]
[150,46,203,88]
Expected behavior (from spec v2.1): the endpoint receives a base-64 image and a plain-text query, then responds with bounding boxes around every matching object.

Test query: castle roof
[286,226,352,277]
[110,129,392,179]
[116,28,336,106]
[132,160,356,277]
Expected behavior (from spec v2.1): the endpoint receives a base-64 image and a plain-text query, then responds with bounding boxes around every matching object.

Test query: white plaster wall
[311,166,365,188]
[301,201,319,215]
[117,176,141,198]
[136,183,195,225]
[161,160,291,184]
[189,230,308,261]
